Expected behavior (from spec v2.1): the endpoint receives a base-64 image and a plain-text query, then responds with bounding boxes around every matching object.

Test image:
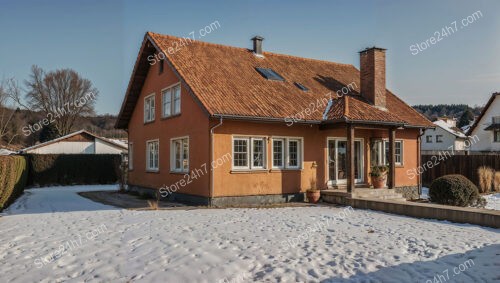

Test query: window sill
[146,169,160,173]
[230,169,268,174]
[170,171,188,175]
[161,113,181,120]
[270,168,303,172]
[144,120,155,125]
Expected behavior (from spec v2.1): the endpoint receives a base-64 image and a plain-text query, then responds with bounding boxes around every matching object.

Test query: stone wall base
[395,186,420,200]
[128,184,304,206]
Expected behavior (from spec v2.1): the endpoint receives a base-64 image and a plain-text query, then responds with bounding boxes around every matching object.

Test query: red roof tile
[116,32,433,128]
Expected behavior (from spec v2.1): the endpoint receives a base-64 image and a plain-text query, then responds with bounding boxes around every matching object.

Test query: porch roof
[325,95,407,126]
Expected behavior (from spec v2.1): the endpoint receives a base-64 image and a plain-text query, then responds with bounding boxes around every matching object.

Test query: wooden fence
[421,154,500,187]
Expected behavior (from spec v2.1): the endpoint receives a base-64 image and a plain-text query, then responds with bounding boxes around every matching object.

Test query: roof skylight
[255,67,285,81]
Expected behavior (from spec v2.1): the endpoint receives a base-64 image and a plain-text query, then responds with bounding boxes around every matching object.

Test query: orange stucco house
[116,32,433,205]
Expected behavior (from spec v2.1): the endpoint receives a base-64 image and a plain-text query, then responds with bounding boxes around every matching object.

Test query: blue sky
[0,0,498,114]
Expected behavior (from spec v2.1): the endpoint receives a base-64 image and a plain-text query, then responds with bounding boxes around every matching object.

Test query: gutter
[209,116,224,206]
[211,114,322,125]
[417,128,425,196]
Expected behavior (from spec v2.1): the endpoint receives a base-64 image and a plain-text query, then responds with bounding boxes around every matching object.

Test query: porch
[320,121,407,196]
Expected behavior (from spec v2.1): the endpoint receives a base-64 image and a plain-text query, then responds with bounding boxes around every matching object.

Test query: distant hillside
[412,104,482,121]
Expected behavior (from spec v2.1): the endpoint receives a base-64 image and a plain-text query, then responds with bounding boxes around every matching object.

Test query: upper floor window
[492,116,500,124]
[144,94,155,122]
[146,140,159,171]
[171,137,189,172]
[162,83,181,118]
[494,130,500,143]
[426,135,432,143]
[436,135,443,143]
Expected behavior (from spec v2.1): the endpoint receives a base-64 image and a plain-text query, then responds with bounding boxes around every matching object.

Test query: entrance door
[328,139,363,185]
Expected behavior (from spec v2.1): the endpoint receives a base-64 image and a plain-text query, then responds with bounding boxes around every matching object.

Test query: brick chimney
[360,47,386,109]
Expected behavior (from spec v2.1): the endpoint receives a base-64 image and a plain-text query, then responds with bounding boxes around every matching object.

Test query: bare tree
[12,66,99,137]
[0,81,20,145]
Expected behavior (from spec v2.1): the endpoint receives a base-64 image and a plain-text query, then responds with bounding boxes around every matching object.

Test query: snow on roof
[433,120,467,138]
[0,148,17,155]
[21,129,127,152]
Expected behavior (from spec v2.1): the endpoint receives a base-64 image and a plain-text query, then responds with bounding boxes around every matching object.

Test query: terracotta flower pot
[371,174,387,189]
[306,190,321,203]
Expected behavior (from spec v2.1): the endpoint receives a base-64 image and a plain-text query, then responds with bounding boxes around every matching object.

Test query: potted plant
[306,178,321,203]
[370,165,388,189]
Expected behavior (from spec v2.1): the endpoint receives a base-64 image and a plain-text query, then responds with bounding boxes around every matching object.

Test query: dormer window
[255,67,285,81]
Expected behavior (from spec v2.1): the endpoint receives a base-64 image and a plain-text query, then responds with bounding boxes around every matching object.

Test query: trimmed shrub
[429,174,483,207]
[0,155,29,210]
[26,154,121,187]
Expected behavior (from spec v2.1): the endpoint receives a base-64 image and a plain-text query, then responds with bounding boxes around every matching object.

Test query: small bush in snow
[429,174,484,207]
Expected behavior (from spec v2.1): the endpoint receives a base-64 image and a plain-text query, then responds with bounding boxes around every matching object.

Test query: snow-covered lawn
[0,185,498,282]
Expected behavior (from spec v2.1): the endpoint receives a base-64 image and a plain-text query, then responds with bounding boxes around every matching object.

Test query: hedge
[26,154,121,187]
[0,155,29,210]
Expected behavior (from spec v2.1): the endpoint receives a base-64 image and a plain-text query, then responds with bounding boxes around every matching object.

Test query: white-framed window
[272,138,284,168]
[395,141,403,164]
[287,139,301,169]
[144,93,155,122]
[162,83,181,118]
[170,137,189,172]
[232,137,267,170]
[146,140,159,171]
[426,135,432,143]
[233,138,249,169]
[128,143,133,170]
[373,139,403,166]
[271,137,303,169]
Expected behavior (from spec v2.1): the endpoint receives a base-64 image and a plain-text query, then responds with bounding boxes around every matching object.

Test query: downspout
[417,128,425,196]
[209,116,224,206]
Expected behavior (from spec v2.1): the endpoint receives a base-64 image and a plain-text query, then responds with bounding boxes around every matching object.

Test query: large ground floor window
[371,139,403,166]
[328,138,363,184]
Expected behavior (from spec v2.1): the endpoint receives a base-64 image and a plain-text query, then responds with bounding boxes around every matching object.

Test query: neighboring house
[421,117,467,154]
[21,130,127,154]
[115,32,433,205]
[467,93,500,152]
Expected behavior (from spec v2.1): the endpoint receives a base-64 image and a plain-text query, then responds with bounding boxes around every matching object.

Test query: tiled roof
[326,95,406,124]
[116,32,433,128]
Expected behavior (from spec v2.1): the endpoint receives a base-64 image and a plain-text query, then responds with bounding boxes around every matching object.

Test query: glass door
[328,139,363,185]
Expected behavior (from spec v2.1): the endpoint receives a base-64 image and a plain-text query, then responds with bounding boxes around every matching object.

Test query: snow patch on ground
[0,185,498,282]
[484,193,500,211]
[421,187,429,199]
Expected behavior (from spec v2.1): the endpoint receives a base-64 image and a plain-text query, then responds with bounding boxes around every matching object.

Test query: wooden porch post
[388,127,396,189]
[346,124,355,193]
